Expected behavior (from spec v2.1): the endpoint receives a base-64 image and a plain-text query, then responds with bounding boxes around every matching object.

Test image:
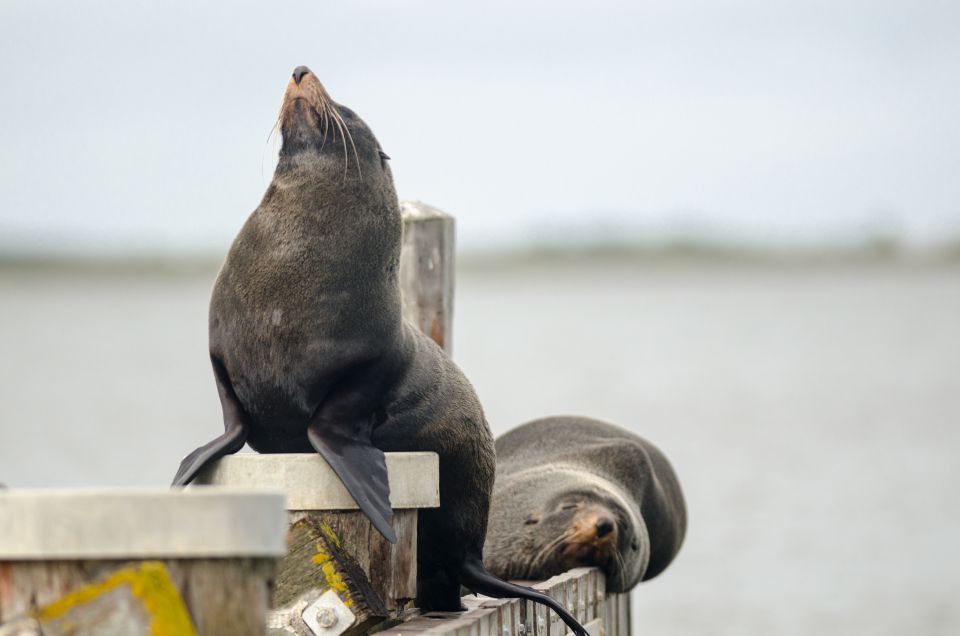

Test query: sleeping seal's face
[526,491,638,587]
[525,488,641,591]
[277,65,394,189]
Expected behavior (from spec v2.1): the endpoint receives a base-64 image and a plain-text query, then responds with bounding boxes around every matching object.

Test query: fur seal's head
[486,469,648,592]
[276,65,394,189]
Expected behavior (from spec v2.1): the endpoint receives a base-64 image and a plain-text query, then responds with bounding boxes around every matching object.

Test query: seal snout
[570,505,618,543]
[596,517,615,538]
[280,65,335,137]
[292,65,311,85]
[556,505,620,569]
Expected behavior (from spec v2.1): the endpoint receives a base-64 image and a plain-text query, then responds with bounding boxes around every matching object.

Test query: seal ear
[378,149,390,168]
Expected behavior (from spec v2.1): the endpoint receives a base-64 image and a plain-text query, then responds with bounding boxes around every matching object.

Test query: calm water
[1,261,958,635]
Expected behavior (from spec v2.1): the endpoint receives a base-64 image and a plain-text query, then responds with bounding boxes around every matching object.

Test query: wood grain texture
[0,558,273,636]
[273,509,417,634]
[174,559,274,636]
[399,201,455,354]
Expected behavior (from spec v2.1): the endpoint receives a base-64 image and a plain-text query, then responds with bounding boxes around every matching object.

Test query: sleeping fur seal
[170,66,587,635]
[484,416,686,592]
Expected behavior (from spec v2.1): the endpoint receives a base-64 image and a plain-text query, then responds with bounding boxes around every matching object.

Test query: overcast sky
[1,0,958,254]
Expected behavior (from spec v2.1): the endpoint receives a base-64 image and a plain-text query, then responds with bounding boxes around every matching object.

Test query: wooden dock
[380,568,631,636]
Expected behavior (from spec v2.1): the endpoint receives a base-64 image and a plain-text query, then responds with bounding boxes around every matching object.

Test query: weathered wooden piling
[399,201,455,353]
[194,453,440,635]
[0,488,286,636]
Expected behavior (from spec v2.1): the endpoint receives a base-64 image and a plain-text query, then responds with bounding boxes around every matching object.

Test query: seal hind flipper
[458,557,589,636]
[307,420,396,544]
[171,425,246,486]
[171,356,249,487]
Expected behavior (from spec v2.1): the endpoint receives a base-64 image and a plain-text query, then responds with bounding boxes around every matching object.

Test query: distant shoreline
[2,241,959,276]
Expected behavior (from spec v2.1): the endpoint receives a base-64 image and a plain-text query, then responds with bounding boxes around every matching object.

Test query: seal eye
[560,503,578,511]
[631,541,639,551]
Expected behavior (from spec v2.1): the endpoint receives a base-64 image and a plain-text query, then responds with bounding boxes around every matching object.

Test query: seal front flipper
[171,356,249,486]
[307,418,396,544]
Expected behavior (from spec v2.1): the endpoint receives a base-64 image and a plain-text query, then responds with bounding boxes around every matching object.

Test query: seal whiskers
[319,104,331,151]
[261,115,283,185]
[279,66,358,179]
[530,532,570,576]
[330,105,363,181]
[330,107,350,179]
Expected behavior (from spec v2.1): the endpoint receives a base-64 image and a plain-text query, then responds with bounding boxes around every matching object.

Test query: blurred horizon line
[2,231,959,274]
[3,211,960,262]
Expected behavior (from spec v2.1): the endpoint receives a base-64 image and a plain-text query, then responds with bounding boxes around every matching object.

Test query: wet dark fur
[485,416,687,592]
[179,69,587,632]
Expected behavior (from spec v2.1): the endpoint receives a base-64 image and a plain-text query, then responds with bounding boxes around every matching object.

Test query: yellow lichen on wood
[318,520,343,549]
[275,512,394,623]
[312,541,353,606]
[32,561,197,636]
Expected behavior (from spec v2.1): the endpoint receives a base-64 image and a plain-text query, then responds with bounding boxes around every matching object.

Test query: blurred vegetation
[456,235,960,271]
[2,233,960,275]
[0,254,221,276]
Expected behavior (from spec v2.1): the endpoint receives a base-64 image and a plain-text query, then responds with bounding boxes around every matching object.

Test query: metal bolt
[316,608,338,629]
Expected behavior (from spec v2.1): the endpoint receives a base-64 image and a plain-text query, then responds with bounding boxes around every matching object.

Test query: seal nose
[596,518,615,538]
[293,66,310,85]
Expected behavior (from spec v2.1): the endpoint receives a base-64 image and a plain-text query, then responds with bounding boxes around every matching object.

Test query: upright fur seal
[484,416,686,592]
[171,66,587,635]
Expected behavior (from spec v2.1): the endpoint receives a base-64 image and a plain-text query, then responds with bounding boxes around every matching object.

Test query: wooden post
[194,452,440,635]
[0,489,285,636]
[399,200,456,353]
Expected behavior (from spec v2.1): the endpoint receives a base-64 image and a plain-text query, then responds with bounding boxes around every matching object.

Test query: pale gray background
[1,0,958,254]
[1,2,959,635]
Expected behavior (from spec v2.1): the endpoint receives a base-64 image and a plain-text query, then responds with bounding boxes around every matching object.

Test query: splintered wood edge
[0,488,287,559]
[194,452,440,510]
